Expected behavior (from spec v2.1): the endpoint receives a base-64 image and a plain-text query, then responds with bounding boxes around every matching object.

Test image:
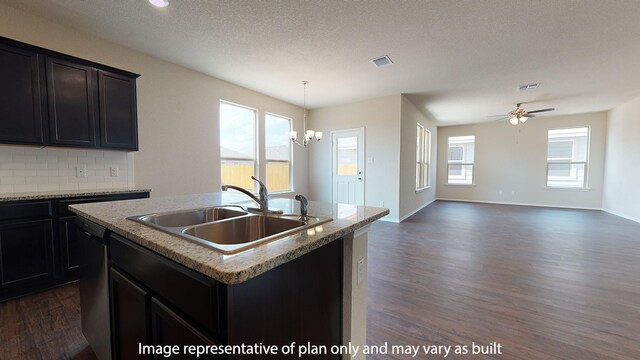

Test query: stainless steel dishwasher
[77,217,112,360]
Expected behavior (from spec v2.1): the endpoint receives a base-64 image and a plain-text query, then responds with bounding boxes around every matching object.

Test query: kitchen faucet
[294,194,308,221]
[221,176,282,214]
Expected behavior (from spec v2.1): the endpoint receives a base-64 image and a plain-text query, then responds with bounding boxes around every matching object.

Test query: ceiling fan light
[519,116,528,123]
[509,117,519,125]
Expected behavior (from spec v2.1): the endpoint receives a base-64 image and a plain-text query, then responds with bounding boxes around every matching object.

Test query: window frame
[546,127,590,189]
[446,135,475,185]
[264,112,293,193]
[219,100,258,191]
[416,124,431,191]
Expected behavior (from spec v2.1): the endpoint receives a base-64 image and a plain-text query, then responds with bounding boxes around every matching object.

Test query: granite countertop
[69,192,389,284]
[0,187,152,202]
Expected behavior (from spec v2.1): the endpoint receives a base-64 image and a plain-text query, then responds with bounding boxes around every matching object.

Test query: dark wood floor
[367,201,640,359]
[0,283,96,360]
[2,201,639,359]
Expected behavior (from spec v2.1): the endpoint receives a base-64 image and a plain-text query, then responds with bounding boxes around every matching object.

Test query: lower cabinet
[110,268,150,360]
[0,219,54,298]
[0,191,150,302]
[108,233,343,360]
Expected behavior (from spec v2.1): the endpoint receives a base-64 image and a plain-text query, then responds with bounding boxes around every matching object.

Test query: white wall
[0,3,306,197]
[398,96,437,220]
[308,95,402,221]
[603,96,640,222]
[436,112,607,209]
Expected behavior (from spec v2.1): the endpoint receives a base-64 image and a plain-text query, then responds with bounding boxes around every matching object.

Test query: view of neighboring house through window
[219,101,256,190]
[447,135,475,185]
[416,124,431,189]
[336,137,358,175]
[547,127,589,188]
[265,113,292,192]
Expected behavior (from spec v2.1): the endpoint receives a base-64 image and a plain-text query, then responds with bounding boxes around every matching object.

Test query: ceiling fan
[491,103,555,125]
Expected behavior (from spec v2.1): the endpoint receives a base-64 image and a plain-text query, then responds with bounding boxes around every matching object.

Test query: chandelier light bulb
[509,117,519,125]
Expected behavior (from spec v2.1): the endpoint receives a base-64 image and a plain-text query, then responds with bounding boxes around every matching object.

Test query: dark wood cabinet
[0,43,46,145]
[0,191,150,302]
[110,268,151,360]
[151,297,217,357]
[0,219,55,293]
[99,70,138,150]
[46,57,98,147]
[59,216,80,280]
[0,36,139,151]
[108,233,343,359]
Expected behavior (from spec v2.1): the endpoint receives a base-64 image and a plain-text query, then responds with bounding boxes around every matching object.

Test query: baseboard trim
[398,198,437,222]
[602,208,640,224]
[435,198,602,211]
[378,216,400,223]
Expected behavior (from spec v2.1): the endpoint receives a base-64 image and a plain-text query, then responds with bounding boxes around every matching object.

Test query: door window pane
[336,137,358,176]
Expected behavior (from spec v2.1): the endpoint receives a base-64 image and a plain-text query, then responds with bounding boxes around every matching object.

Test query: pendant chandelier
[290,81,322,147]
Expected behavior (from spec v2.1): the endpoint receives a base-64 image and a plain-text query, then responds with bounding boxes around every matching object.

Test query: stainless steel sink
[128,206,331,254]
[133,207,246,227]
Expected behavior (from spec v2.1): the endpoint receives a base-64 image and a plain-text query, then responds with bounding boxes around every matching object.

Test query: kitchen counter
[70,192,388,284]
[0,187,152,202]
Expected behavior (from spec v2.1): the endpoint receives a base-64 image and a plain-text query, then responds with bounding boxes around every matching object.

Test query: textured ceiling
[4,0,640,125]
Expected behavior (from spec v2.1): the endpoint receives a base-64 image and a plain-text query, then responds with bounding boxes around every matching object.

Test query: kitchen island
[70,192,388,360]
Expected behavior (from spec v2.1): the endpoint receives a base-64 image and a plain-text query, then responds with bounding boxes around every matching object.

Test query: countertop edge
[0,188,152,202]
[70,202,389,284]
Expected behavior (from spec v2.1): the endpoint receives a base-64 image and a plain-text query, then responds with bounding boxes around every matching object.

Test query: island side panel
[226,238,344,359]
[342,226,370,360]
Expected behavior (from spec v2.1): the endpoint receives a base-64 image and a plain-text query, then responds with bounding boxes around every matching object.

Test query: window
[447,135,475,185]
[416,124,430,189]
[265,113,292,192]
[546,127,589,188]
[219,101,256,190]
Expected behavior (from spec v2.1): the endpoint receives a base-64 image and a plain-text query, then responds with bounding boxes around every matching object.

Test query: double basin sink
[128,206,331,254]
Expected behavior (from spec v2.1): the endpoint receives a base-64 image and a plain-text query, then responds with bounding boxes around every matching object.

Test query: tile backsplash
[0,145,134,193]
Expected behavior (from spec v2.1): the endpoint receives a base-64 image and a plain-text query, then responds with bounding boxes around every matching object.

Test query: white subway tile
[23,148,44,156]
[47,148,68,156]
[95,169,109,177]
[27,177,49,184]
[67,149,87,157]
[37,183,60,191]
[0,147,14,155]
[112,181,129,188]
[87,176,105,183]
[11,148,25,155]
[78,183,98,190]
[13,155,37,162]
[0,162,25,170]
[36,169,59,177]
[88,163,105,170]
[49,176,69,184]
[58,183,79,191]
[0,170,12,176]
[14,170,37,177]
[0,184,14,193]
[25,162,48,170]
[1,177,26,185]
[0,154,12,162]
[58,169,76,177]
[78,157,96,164]
[13,184,38,192]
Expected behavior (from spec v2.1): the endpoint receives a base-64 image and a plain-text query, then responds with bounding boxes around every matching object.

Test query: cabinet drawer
[110,234,222,337]
[58,192,149,217]
[0,201,51,221]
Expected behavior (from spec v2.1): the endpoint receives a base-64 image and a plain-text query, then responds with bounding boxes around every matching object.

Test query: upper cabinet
[0,44,46,144]
[46,57,98,147]
[98,71,138,150]
[0,37,139,151]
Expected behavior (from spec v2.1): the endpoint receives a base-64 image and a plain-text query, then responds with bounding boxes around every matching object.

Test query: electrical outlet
[357,258,365,285]
[76,165,87,178]
[110,166,119,177]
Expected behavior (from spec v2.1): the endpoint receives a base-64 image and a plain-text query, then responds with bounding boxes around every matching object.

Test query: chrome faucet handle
[294,194,308,221]
[251,176,269,209]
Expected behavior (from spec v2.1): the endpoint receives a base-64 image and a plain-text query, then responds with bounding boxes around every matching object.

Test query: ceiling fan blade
[526,107,555,114]
[525,114,536,118]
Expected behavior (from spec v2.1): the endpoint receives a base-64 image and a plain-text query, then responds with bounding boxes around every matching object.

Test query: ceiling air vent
[518,83,540,91]
[370,55,393,68]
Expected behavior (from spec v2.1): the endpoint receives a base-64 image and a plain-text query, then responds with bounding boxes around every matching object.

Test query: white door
[331,128,365,205]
